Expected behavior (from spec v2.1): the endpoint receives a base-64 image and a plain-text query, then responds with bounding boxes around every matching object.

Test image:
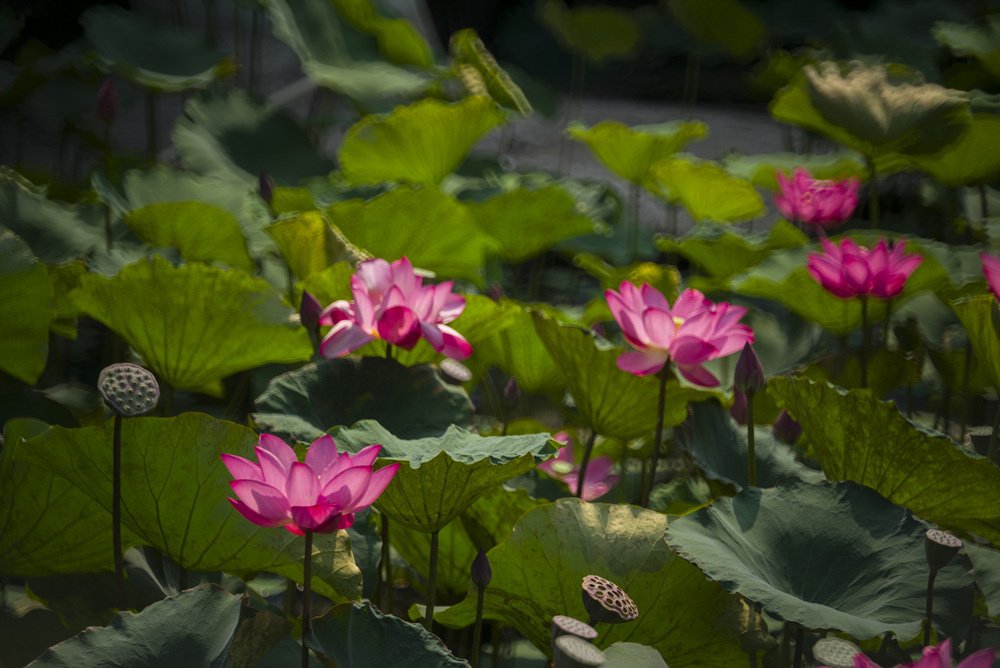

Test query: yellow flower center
[673,316,686,328]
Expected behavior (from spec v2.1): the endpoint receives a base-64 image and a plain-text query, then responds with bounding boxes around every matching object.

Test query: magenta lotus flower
[537,432,619,501]
[605,283,754,387]
[222,433,399,535]
[807,237,922,300]
[847,639,994,668]
[319,257,471,360]
[982,253,1000,301]
[774,168,859,228]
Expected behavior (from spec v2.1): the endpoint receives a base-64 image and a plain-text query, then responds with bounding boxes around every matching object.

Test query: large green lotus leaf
[309,602,467,667]
[299,261,355,307]
[648,158,765,224]
[679,402,824,490]
[26,586,242,667]
[934,18,1000,82]
[604,643,669,668]
[770,63,971,159]
[468,306,564,396]
[339,97,504,186]
[82,6,231,92]
[568,120,708,184]
[901,115,1000,186]
[905,238,987,299]
[391,517,477,599]
[265,212,362,281]
[538,0,641,63]
[332,0,433,68]
[449,29,531,115]
[124,201,252,273]
[123,167,249,218]
[329,421,555,533]
[0,228,53,383]
[769,377,1000,547]
[657,221,807,279]
[533,312,715,440]
[468,186,596,263]
[252,357,473,443]
[436,499,745,667]
[952,295,1000,391]
[665,0,765,59]
[327,188,497,285]
[964,543,1000,619]
[173,89,335,186]
[667,480,974,640]
[265,0,430,100]
[17,414,361,601]
[460,485,548,552]
[71,256,311,393]
[722,152,867,190]
[0,587,78,668]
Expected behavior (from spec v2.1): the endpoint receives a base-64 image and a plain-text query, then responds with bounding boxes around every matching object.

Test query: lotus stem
[145,90,157,160]
[792,624,804,668]
[867,158,879,230]
[424,529,439,630]
[574,430,598,500]
[380,513,393,612]
[746,395,757,488]
[923,568,937,646]
[112,413,125,608]
[471,584,485,668]
[491,623,502,667]
[961,342,972,442]
[981,184,989,227]
[860,297,870,389]
[640,368,670,507]
[302,529,313,668]
[989,402,1000,464]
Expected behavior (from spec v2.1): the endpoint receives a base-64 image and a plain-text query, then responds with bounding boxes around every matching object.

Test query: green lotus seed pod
[554,635,605,668]
[581,575,638,626]
[98,363,160,417]
[812,637,863,668]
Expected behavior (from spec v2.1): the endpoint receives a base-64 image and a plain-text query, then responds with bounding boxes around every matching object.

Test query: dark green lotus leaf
[266,212,362,281]
[47,260,87,340]
[71,256,311,394]
[123,166,249,218]
[124,201,253,273]
[332,0,433,68]
[339,97,504,186]
[0,587,78,668]
[309,602,468,667]
[665,0,765,59]
[391,517,477,599]
[265,0,430,101]
[436,499,746,667]
[901,115,1000,186]
[568,120,708,184]
[538,0,641,63]
[905,238,986,300]
[449,29,531,114]
[82,6,231,92]
[533,312,717,440]
[657,221,807,280]
[771,62,971,159]
[964,543,1000,619]
[252,357,473,443]
[648,157,765,224]
[0,228,53,384]
[17,413,361,602]
[468,186,596,263]
[934,18,1000,82]
[952,295,1000,391]
[468,305,564,395]
[327,188,497,285]
[679,402,825,490]
[330,421,555,533]
[723,152,867,190]
[604,643,669,668]
[25,586,242,667]
[460,485,548,552]
[173,89,335,186]
[769,377,1000,547]
[668,480,974,640]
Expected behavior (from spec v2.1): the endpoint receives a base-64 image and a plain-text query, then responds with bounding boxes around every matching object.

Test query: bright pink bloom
[833,640,995,668]
[807,237,922,300]
[319,257,471,360]
[774,168,859,228]
[605,283,754,387]
[982,254,1000,301]
[222,433,399,535]
[537,432,619,501]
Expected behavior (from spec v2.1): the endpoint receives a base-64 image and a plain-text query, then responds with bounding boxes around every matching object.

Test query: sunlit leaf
[665,0,766,60]
[265,212,362,281]
[469,305,564,395]
[450,29,531,115]
[332,0,433,68]
[657,221,807,279]
[723,152,867,190]
[901,114,1000,186]
[951,295,1000,391]
[0,228,53,384]
[391,518,477,599]
[568,120,708,184]
[648,158,765,224]
[538,0,642,63]
[934,18,1000,82]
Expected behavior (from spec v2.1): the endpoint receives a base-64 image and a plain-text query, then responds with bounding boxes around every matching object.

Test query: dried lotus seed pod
[925,529,962,573]
[551,615,598,642]
[554,635,605,668]
[98,363,160,417]
[581,574,638,626]
[812,637,863,668]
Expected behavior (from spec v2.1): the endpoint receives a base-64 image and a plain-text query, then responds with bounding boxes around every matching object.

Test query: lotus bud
[772,411,802,445]
[812,637,863,668]
[299,291,322,331]
[925,529,962,573]
[730,389,748,425]
[487,282,504,302]
[551,615,597,643]
[734,343,765,396]
[471,550,492,589]
[503,377,519,406]
[258,171,275,206]
[554,635,605,668]
[580,575,638,626]
[97,80,118,125]
[98,363,160,417]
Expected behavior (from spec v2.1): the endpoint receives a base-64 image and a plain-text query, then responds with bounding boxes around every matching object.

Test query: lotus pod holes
[551,615,598,642]
[925,529,963,573]
[98,363,160,416]
[554,635,606,668]
[811,637,863,668]
[581,575,638,625]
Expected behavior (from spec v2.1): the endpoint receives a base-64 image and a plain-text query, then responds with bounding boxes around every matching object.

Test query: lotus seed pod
[439,358,472,383]
[925,529,962,573]
[551,615,597,643]
[812,637,863,668]
[98,363,160,417]
[554,635,605,668]
[581,575,638,626]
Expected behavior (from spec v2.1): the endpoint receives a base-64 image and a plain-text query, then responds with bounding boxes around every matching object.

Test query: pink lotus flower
[981,254,1000,301]
[222,433,399,535]
[774,168,859,228]
[605,283,754,387]
[807,237,922,300]
[319,257,472,360]
[537,432,619,501]
[848,639,994,668]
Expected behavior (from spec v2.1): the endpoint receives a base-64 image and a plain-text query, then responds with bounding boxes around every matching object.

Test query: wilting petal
[617,349,669,376]
[229,479,289,523]
[320,320,375,358]
[221,453,263,483]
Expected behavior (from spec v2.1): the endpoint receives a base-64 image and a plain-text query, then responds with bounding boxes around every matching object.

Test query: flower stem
[471,583,486,668]
[574,430,598,500]
[145,90,157,160]
[792,624,804,668]
[641,369,670,507]
[380,513,393,612]
[860,297,870,389]
[302,529,313,668]
[989,401,1000,464]
[424,529,440,630]
[112,413,125,609]
[867,158,879,230]
[923,568,937,646]
[746,394,757,488]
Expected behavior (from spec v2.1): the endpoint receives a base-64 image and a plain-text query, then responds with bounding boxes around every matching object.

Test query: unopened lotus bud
[98,363,160,417]
[734,343,765,396]
[299,291,322,330]
[97,80,118,125]
[812,637,863,668]
[730,389,748,425]
[554,635,605,668]
[503,377,519,405]
[258,171,275,206]
[925,529,962,573]
[772,411,802,445]
[581,575,637,626]
[471,550,491,589]
[487,282,504,302]
[551,615,597,643]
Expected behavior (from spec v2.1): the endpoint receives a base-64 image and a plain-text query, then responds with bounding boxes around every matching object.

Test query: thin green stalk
[867,158,879,230]
[491,623,502,667]
[302,529,313,668]
[381,513,393,612]
[574,430,598,500]
[860,298,870,389]
[641,368,670,507]
[112,413,125,608]
[961,342,972,442]
[746,394,757,488]
[471,584,485,668]
[989,402,1000,464]
[424,530,440,630]
[923,568,937,646]
[792,625,804,668]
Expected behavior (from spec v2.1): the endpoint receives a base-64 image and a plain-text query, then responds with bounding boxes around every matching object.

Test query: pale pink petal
[957,648,996,668]
[286,462,320,507]
[229,479,289,523]
[320,320,375,358]
[356,258,392,294]
[606,290,648,347]
[351,275,375,328]
[221,453,263,483]
[639,284,670,311]
[617,349,669,376]
[319,466,373,505]
[641,308,677,349]
[670,336,718,365]
[347,462,400,510]
[318,300,354,326]
[306,435,339,482]
[672,289,710,319]
[438,291,466,323]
